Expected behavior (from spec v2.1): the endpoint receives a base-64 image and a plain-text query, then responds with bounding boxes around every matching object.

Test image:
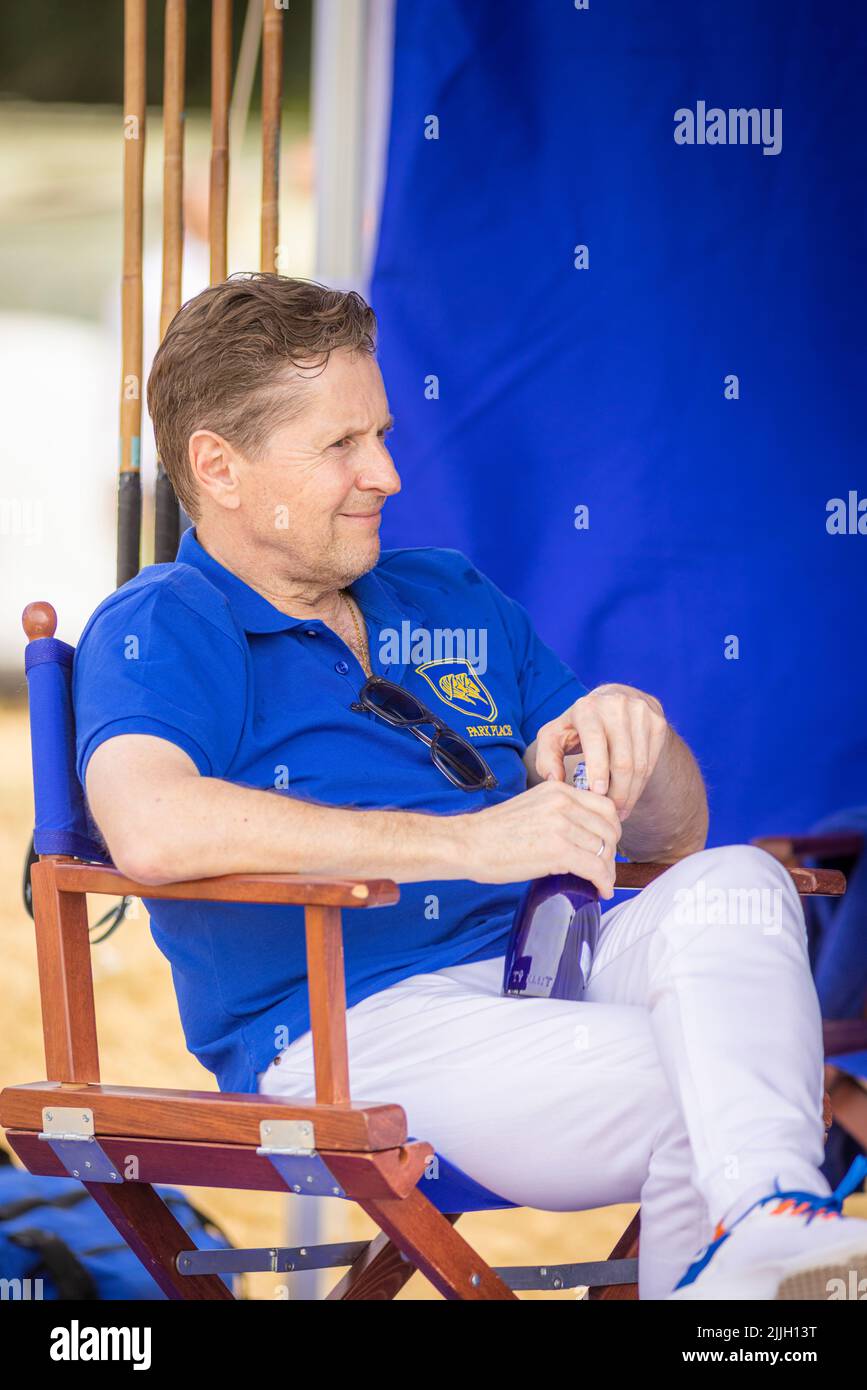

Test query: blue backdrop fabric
[369,0,866,847]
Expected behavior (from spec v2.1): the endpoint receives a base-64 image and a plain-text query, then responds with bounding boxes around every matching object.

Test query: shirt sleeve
[471,559,589,744]
[73,578,248,785]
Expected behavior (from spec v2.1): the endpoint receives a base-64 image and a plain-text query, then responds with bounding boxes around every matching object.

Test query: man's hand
[532,683,669,819]
[525,682,708,863]
[459,780,621,897]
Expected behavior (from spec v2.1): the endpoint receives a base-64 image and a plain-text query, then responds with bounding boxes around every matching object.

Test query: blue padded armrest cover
[25,637,110,863]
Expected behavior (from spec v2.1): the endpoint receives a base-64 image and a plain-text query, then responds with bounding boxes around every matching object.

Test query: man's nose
[356,442,401,496]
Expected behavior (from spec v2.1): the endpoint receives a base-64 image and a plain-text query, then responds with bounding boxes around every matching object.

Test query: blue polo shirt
[73,530,587,1093]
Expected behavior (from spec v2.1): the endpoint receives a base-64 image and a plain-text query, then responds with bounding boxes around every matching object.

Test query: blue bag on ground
[0,1151,234,1298]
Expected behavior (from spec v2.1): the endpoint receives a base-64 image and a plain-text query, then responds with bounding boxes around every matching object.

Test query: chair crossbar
[176,1241,639,1292]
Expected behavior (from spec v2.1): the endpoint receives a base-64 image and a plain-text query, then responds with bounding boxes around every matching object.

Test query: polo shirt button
[335,659,349,675]
[305,629,318,638]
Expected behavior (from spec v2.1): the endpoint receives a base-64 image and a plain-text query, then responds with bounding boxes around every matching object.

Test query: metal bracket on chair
[177,1240,370,1277]
[258,1118,316,1154]
[37,1107,123,1184]
[256,1119,346,1199]
[494,1257,638,1291]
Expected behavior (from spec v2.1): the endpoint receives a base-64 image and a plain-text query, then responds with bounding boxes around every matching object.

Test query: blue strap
[832,1154,867,1204]
[24,637,74,672]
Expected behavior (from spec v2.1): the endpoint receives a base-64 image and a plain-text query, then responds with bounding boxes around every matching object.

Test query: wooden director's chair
[0,602,852,1301]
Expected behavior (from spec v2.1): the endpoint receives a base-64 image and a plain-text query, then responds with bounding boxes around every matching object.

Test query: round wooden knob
[22,601,57,641]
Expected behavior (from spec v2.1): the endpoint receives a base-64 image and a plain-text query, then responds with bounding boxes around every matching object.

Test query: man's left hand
[534,683,669,820]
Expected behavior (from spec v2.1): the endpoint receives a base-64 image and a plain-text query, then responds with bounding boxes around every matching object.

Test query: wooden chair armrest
[53,861,399,909]
[0,1081,407,1151]
[616,859,845,897]
[823,1020,867,1059]
[65,855,845,908]
[752,833,863,866]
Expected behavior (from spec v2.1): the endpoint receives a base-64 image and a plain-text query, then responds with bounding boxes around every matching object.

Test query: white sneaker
[669,1157,867,1300]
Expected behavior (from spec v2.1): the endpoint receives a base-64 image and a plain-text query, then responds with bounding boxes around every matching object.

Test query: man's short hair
[147,272,377,520]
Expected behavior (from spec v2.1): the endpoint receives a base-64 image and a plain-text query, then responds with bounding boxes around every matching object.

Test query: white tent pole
[359,0,396,288]
[313,0,369,288]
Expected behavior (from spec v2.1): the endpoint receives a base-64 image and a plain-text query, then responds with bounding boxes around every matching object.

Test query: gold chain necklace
[339,590,372,678]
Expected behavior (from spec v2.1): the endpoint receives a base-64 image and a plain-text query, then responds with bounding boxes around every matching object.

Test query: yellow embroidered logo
[415,658,498,722]
[439,671,481,703]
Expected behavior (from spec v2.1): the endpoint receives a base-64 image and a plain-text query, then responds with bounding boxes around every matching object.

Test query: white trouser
[259,845,829,1298]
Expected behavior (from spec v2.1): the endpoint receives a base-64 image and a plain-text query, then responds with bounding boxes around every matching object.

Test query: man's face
[234,347,400,589]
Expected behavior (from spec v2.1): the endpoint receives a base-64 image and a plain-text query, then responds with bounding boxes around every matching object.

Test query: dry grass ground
[0,698,635,1301]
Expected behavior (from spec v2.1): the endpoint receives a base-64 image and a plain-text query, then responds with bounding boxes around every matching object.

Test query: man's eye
[330,438,350,449]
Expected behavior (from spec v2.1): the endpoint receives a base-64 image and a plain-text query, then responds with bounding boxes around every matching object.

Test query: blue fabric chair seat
[409,1147,515,1213]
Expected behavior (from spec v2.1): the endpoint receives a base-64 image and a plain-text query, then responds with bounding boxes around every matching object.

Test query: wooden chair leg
[588,1210,640,1300]
[83,1181,234,1300]
[328,1214,462,1300]
[355,1188,516,1300]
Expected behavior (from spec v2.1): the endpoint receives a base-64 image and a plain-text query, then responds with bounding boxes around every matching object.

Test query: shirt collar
[347,565,416,627]
[176,527,417,634]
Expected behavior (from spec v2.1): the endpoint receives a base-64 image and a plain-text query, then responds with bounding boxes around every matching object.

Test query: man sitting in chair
[74,274,867,1300]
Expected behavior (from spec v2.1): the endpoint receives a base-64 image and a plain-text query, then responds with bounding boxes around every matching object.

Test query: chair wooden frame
[2,855,517,1300]
[0,855,849,1301]
[3,848,660,1299]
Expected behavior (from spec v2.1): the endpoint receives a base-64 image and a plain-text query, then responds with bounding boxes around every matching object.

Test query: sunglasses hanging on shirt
[351,676,498,792]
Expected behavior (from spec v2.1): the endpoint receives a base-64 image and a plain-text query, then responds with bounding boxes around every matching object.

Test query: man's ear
[188,429,242,511]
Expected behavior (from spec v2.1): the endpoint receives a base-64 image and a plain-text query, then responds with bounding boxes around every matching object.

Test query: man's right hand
[459,780,622,896]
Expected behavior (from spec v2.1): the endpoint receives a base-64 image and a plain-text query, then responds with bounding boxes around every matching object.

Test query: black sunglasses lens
[432,730,492,788]
[363,680,427,724]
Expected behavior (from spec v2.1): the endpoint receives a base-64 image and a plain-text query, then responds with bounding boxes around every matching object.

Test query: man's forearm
[117,773,470,886]
[613,727,708,862]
